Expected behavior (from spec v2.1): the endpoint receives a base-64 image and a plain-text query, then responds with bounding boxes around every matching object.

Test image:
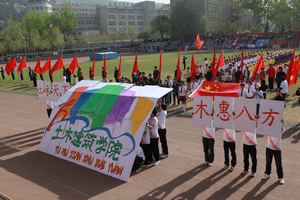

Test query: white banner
[37,80,70,101]
[39,81,172,181]
[257,99,284,138]
[234,98,257,133]
[213,96,234,129]
[192,96,213,127]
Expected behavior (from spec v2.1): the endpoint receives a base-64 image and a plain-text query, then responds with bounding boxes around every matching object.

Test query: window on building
[118,15,126,19]
[137,21,144,26]
[119,21,126,26]
[128,21,135,26]
[108,21,117,26]
[128,15,135,20]
[137,16,143,20]
[108,15,116,19]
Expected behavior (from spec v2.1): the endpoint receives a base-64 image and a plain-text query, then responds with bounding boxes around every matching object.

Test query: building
[97,1,170,34]
[28,0,53,13]
[27,0,170,35]
[170,0,226,32]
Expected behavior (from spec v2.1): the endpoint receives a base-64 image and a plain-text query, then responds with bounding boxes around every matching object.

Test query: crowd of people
[130,49,300,185]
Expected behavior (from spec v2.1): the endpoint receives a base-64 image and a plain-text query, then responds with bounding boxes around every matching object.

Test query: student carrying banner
[223,129,237,171]
[202,126,215,166]
[241,132,257,177]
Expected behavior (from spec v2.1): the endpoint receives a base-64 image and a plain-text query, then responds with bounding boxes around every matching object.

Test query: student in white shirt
[140,126,151,166]
[245,81,256,99]
[279,76,288,101]
[223,129,237,171]
[46,100,54,118]
[148,109,160,166]
[158,104,168,158]
[241,132,257,177]
[202,125,215,166]
[238,82,247,98]
[262,136,284,185]
[178,81,188,112]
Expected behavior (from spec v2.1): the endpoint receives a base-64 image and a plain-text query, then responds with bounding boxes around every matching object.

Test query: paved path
[0,92,300,200]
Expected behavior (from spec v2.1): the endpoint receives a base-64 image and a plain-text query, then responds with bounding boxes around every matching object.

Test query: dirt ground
[0,91,299,200]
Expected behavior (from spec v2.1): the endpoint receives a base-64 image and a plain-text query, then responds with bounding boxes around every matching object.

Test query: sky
[119,0,170,3]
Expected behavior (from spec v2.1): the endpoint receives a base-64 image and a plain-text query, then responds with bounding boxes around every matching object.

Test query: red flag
[251,55,264,82]
[190,81,240,97]
[190,54,197,80]
[176,50,181,81]
[17,56,27,73]
[50,56,64,75]
[289,56,300,85]
[132,53,138,75]
[117,53,122,80]
[68,55,78,74]
[91,54,96,78]
[103,54,107,75]
[5,57,17,75]
[213,51,225,80]
[211,48,217,80]
[159,50,162,80]
[195,33,204,50]
[34,56,41,74]
[41,57,51,74]
[240,49,244,71]
[286,49,295,85]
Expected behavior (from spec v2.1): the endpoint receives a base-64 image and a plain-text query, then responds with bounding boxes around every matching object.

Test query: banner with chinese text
[256,100,285,138]
[192,97,284,137]
[39,81,172,181]
[192,96,213,127]
[37,80,70,101]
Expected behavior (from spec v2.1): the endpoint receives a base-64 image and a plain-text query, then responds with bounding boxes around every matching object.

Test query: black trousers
[243,144,257,173]
[202,137,214,163]
[268,77,274,90]
[224,141,236,167]
[158,128,168,155]
[265,147,284,178]
[276,81,281,89]
[132,156,144,171]
[173,93,179,105]
[150,138,160,162]
[140,144,152,164]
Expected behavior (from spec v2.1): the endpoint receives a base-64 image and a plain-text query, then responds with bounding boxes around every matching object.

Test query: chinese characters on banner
[234,98,256,133]
[39,82,172,181]
[192,96,284,138]
[37,80,70,101]
[192,96,213,127]
[213,96,234,129]
[257,100,285,138]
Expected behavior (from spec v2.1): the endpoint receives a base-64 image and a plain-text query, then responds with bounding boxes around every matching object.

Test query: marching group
[131,49,300,185]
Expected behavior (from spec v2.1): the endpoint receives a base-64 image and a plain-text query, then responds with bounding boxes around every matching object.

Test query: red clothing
[266,67,276,78]
[259,70,266,81]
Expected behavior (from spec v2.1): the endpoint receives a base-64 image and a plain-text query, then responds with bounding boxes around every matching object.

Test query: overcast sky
[119,0,170,3]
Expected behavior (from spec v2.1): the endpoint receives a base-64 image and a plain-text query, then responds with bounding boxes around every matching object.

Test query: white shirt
[141,127,150,144]
[157,110,167,129]
[149,117,159,138]
[254,90,263,103]
[223,129,236,142]
[46,100,54,109]
[202,126,215,139]
[242,132,257,145]
[245,85,256,98]
[238,88,247,98]
[178,85,187,96]
[267,136,282,150]
[280,80,288,94]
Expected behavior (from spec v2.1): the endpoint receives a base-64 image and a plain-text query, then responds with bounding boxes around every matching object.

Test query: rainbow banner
[39,81,172,181]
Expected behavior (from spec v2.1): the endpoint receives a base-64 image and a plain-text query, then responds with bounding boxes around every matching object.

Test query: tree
[48,27,65,49]
[150,15,171,40]
[170,0,191,39]
[137,30,151,41]
[58,4,78,40]
[2,21,26,52]
[240,0,265,31]
[269,0,293,32]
